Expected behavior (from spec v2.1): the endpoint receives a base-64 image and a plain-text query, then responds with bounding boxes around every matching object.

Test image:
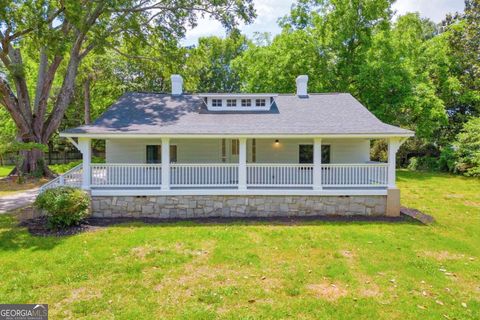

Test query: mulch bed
[20,214,413,237]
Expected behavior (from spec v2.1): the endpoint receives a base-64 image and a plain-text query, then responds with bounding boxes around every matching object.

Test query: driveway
[0,188,39,214]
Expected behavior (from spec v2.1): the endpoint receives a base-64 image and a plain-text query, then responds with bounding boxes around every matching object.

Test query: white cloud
[182,0,466,46]
[392,0,464,22]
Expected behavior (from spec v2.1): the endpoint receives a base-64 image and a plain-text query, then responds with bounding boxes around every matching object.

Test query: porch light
[275,139,280,145]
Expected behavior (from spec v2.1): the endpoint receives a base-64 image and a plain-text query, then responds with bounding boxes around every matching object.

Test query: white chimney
[171,74,183,95]
[296,75,308,97]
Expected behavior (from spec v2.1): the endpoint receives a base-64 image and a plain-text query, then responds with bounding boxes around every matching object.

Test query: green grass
[0,171,479,319]
[0,165,14,177]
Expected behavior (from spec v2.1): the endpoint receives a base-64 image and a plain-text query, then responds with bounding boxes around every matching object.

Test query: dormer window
[200,94,277,112]
[241,99,252,107]
[255,99,266,107]
[212,99,223,107]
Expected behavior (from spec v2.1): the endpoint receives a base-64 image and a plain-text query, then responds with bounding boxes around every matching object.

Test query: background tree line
[0,0,479,177]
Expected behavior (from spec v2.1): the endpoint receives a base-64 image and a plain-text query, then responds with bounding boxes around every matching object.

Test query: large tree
[0,0,255,176]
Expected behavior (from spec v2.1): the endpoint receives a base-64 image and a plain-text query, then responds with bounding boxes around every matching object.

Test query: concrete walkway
[0,188,39,214]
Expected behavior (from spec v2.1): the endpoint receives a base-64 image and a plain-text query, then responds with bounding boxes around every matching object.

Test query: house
[43,75,414,218]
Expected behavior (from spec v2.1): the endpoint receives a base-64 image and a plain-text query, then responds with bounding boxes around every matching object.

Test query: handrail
[39,163,83,192]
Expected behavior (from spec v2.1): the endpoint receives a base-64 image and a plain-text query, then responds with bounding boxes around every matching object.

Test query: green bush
[407,156,439,171]
[438,146,457,173]
[35,187,90,229]
[454,117,480,177]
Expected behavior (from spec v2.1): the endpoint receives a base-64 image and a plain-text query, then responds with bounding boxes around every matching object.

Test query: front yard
[0,171,479,319]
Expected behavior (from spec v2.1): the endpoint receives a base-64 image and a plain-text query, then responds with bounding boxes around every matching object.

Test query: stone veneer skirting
[91,195,387,218]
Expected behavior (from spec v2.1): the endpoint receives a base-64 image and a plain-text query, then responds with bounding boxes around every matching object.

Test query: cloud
[182,0,465,46]
[392,0,464,22]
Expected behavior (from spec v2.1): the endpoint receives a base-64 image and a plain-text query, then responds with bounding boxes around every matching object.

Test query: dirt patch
[464,201,480,208]
[421,250,465,261]
[61,287,102,304]
[444,194,465,199]
[306,282,348,301]
[340,250,355,259]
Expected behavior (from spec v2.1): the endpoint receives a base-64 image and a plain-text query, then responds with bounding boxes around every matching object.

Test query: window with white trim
[212,99,223,107]
[227,99,237,107]
[241,99,252,107]
[255,99,266,107]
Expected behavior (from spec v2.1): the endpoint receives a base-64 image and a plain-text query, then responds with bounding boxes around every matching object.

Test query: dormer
[199,93,278,111]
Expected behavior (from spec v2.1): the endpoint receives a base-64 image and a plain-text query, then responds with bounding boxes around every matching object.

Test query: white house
[44,75,413,218]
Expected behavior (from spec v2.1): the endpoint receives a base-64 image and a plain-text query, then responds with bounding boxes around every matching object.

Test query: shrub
[35,187,90,229]
[407,156,439,171]
[438,146,457,173]
[454,117,480,177]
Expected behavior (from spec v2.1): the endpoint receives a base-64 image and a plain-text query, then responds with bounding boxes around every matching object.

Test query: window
[241,99,252,107]
[299,145,313,164]
[255,99,266,107]
[212,99,223,107]
[298,145,331,164]
[227,99,237,107]
[231,139,239,156]
[146,145,161,163]
[146,145,177,163]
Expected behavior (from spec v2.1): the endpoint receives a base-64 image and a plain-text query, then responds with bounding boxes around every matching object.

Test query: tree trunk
[84,77,91,124]
[12,147,55,178]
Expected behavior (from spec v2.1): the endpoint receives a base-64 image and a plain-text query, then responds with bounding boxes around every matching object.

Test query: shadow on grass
[0,212,423,250]
[82,214,424,228]
[0,214,65,251]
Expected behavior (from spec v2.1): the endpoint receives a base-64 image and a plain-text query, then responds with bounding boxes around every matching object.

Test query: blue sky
[182,0,465,46]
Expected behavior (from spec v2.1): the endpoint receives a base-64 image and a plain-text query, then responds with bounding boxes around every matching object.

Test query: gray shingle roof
[62,92,413,136]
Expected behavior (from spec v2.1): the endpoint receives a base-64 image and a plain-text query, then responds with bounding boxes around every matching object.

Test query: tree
[185,32,248,92]
[0,0,255,176]
[454,117,480,176]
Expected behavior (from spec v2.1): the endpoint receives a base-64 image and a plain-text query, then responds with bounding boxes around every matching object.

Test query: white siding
[106,138,371,164]
[253,138,370,163]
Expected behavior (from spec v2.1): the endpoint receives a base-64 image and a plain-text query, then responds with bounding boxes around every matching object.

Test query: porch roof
[61,92,414,137]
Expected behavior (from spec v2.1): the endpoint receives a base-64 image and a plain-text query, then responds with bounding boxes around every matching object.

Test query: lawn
[0,171,479,319]
[0,165,14,177]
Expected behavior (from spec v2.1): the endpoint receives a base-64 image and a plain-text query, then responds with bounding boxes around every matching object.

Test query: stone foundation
[91,195,387,218]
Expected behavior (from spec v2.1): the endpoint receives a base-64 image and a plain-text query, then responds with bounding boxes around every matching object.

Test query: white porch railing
[170,164,239,187]
[247,164,314,186]
[321,163,388,187]
[41,162,389,191]
[91,164,162,187]
[39,163,83,192]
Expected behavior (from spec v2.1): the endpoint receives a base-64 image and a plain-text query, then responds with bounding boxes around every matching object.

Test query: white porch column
[79,138,91,190]
[238,138,247,190]
[387,138,401,188]
[161,137,170,190]
[313,138,323,190]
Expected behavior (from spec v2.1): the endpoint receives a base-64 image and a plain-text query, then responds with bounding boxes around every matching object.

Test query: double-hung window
[227,99,237,107]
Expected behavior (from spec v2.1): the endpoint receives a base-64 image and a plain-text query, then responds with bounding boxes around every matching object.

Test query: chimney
[171,74,183,95]
[296,75,308,97]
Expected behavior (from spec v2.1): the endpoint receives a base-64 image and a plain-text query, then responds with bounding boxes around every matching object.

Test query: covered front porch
[43,136,404,196]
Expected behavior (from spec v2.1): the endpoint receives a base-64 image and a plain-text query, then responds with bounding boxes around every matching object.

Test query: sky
[182,0,465,46]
